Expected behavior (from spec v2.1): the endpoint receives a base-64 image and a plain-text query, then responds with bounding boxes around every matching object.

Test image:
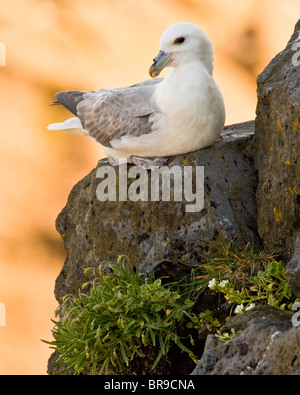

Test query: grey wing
[77,79,163,148]
[55,90,88,116]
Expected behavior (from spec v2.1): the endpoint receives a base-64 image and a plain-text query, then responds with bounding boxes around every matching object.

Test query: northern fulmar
[48,22,225,169]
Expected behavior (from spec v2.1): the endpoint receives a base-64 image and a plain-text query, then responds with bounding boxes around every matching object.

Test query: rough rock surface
[54,121,258,303]
[48,21,300,375]
[49,121,259,375]
[192,306,300,375]
[254,20,300,265]
[286,233,300,298]
[192,21,300,376]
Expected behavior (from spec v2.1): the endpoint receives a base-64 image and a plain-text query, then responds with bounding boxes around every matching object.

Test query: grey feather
[54,79,163,148]
[55,90,88,116]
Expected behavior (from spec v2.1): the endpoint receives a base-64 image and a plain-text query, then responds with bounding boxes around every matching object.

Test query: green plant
[191,239,279,293]
[185,242,299,343]
[250,260,295,309]
[44,241,299,371]
[189,309,221,332]
[208,260,298,315]
[215,328,242,343]
[43,259,199,375]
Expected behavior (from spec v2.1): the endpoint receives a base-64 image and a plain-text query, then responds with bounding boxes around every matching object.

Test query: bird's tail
[47,117,89,136]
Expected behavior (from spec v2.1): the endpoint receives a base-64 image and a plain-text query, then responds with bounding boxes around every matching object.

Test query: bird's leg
[108,157,128,166]
[130,156,169,170]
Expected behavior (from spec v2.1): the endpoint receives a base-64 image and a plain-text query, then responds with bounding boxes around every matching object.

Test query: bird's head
[149,22,214,78]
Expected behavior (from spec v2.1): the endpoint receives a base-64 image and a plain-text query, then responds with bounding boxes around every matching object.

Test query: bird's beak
[149,51,173,78]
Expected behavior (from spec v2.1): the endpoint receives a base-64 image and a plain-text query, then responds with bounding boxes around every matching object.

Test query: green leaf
[120,342,129,366]
[151,350,163,370]
[159,333,165,355]
[149,328,156,346]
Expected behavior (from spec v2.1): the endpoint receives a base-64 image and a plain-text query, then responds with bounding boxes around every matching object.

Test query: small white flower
[245,303,255,311]
[234,304,244,315]
[219,280,229,288]
[208,278,217,289]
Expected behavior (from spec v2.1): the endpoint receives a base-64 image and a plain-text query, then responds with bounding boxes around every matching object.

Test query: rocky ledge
[53,120,258,303]
[48,20,300,375]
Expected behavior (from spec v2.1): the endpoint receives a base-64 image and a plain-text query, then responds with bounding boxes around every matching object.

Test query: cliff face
[254,19,300,298]
[254,20,300,258]
[53,121,258,304]
[48,20,300,375]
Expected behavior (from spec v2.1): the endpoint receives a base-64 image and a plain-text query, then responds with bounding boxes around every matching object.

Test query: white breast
[105,61,225,160]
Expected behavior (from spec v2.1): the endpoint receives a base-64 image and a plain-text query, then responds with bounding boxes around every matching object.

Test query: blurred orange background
[0,0,299,375]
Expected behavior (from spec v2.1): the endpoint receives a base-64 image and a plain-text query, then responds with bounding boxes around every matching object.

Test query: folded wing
[54,79,163,148]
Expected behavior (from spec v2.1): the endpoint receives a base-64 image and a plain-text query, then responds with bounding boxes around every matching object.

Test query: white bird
[48,22,225,169]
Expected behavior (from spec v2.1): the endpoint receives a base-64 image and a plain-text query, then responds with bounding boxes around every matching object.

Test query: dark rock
[254,20,300,264]
[286,232,300,298]
[53,121,259,303]
[48,20,300,376]
[192,305,300,375]
[191,21,300,377]
[49,121,260,375]
[191,335,226,375]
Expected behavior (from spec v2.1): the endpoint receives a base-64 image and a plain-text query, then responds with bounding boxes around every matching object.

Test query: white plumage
[48,22,225,168]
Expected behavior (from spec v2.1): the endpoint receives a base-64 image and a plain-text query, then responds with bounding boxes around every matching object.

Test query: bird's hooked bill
[149,50,173,78]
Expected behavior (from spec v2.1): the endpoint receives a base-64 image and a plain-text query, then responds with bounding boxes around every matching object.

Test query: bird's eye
[174,37,185,44]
